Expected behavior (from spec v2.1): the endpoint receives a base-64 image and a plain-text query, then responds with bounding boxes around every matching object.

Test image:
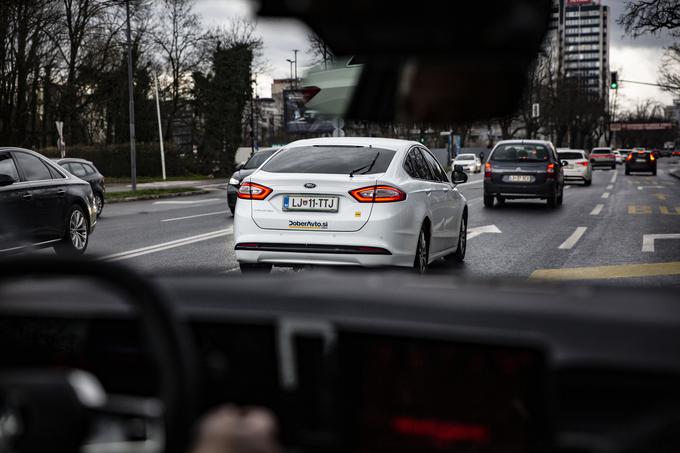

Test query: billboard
[283,89,335,134]
[609,122,673,131]
[567,0,592,5]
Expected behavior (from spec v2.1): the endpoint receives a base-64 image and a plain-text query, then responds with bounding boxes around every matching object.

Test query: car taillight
[237,182,272,200]
[484,162,492,177]
[547,163,556,175]
[626,153,633,161]
[650,153,656,161]
[577,161,589,167]
[606,154,615,159]
[349,185,406,203]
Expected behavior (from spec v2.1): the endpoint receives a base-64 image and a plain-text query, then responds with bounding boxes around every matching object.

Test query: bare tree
[306,33,333,70]
[619,0,680,38]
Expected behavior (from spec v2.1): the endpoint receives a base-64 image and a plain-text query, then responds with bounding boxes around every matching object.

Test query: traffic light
[610,71,618,90]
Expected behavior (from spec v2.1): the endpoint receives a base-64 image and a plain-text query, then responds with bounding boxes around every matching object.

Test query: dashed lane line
[162,210,229,222]
[530,261,680,281]
[601,192,610,199]
[606,184,613,190]
[590,204,604,215]
[558,227,587,250]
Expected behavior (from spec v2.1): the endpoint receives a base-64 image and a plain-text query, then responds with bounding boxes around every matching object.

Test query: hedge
[39,143,203,178]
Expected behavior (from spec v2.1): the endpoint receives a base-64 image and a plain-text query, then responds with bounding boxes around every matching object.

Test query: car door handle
[22,192,32,200]
[426,190,432,196]
[56,189,65,197]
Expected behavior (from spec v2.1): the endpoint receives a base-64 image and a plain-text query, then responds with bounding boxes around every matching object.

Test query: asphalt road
[38,159,680,285]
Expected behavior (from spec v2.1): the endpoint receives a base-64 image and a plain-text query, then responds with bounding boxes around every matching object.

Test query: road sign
[55,121,65,158]
[532,103,540,119]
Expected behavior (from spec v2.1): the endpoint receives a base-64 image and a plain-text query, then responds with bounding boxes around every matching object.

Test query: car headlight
[229,177,241,185]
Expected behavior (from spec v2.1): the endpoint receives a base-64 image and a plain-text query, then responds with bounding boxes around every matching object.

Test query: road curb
[107,189,211,204]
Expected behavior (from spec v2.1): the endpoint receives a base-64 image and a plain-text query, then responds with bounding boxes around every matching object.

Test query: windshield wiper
[349,152,380,177]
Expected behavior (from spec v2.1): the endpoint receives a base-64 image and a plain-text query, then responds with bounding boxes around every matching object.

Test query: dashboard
[1,272,680,453]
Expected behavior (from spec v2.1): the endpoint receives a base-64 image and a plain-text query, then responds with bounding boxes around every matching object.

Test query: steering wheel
[0,256,198,453]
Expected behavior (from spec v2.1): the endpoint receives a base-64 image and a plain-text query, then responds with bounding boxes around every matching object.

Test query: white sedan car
[557,149,592,186]
[452,153,482,173]
[233,137,469,273]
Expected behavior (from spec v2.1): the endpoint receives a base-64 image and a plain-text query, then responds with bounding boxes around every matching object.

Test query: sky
[194,0,676,112]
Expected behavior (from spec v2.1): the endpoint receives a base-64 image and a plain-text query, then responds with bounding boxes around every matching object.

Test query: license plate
[283,195,339,212]
[567,164,574,169]
[508,175,532,183]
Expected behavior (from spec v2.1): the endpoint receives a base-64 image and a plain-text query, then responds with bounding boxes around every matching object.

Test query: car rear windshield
[491,144,549,162]
[592,149,611,154]
[558,152,583,160]
[261,146,396,174]
[243,149,276,169]
[456,155,474,160]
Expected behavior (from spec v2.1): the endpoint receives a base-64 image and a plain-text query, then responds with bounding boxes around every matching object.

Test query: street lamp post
[293,49,298,88]
[286,59,294,89]
[125,0,137,191]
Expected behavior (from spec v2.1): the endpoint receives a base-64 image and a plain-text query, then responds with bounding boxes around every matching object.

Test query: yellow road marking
[653,193,668,201]
[660,206,680,215]
[529,261,680,281]
[628,205,652,214]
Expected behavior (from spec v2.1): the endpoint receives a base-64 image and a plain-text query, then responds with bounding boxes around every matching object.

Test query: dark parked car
[227,147,279,213]
[56,158,106,217]
[625,150,657,175]
[484,139,564,208]
[0,148,96,255]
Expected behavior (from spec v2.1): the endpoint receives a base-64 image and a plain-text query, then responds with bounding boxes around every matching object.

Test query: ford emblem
[304,183,316,189]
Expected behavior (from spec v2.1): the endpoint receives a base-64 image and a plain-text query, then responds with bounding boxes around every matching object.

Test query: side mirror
[561,160,568,166]
[453,164,464,172]
[0,174,15,187]
[234,162,245,171]
[451,170,468,185]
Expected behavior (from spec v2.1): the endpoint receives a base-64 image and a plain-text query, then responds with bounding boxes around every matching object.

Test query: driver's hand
[191,406,280,453]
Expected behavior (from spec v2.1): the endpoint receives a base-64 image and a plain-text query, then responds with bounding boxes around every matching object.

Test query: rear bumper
[626,162,656,171]
[233,201,418,268]
[484,179,558,198]
[564,167,591,181]
[591,159,615,167]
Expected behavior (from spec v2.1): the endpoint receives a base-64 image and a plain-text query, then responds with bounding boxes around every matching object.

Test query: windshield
[243,149,277,170]
[491,145,549,162]
[455,155,474,161]
[261,146,396,174]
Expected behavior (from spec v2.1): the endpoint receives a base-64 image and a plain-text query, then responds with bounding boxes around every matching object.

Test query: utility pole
[250,79,255,156]
[125,0,137,191]
[293,49,299,88]
[153,71,166,180]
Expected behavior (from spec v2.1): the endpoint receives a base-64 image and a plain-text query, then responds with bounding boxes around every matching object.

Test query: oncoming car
[233,137,469,274]
[452,153,481,173]
[227,148,279,214]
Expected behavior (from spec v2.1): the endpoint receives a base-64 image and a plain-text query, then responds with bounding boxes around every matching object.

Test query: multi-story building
[551,0,610,96]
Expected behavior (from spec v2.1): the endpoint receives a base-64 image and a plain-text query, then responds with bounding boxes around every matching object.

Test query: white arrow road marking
[590,204,604,215]
[601,192,610,199]
[162,210,229,222]
[467,224,501,240]
[642,234,680,252]
[637,186,665,190]
[101,228,233,261]
[153,198,220,205]
[559,227,587,250]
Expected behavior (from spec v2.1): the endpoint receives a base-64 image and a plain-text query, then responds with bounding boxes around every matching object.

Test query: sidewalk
[107,178,228,193]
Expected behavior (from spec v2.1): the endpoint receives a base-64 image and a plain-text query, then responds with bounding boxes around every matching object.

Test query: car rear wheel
[483,194,494,208]
[449,215,467,262]
[652,168,657,176]
[584,179,592,186]
[557,188,564,206]
[625,167,631,175]
[94,192,104,217]
[413,227,429,274]
[54,205,89,256]
[239,263,272,274]
[611,164,616,170]
[547,192,558,208]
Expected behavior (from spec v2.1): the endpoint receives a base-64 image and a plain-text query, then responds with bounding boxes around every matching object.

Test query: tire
[547,192,558,208]
[239,263,272,274]
[625,167,630,175]
[94,192,104,218]
[557,188,564,206]
[497,196,505,206]
[584,179,592,186]
[483,194,494,208]
[54,205,89,256]
[413,226,429,274]
[611,164,616,170]
[652,168,657,176]
[447,214,467,262]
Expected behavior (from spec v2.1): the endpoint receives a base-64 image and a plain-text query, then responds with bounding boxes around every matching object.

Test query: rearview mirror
[0,174,15,187]
[451,170,468,185]
[561,160,568,166]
